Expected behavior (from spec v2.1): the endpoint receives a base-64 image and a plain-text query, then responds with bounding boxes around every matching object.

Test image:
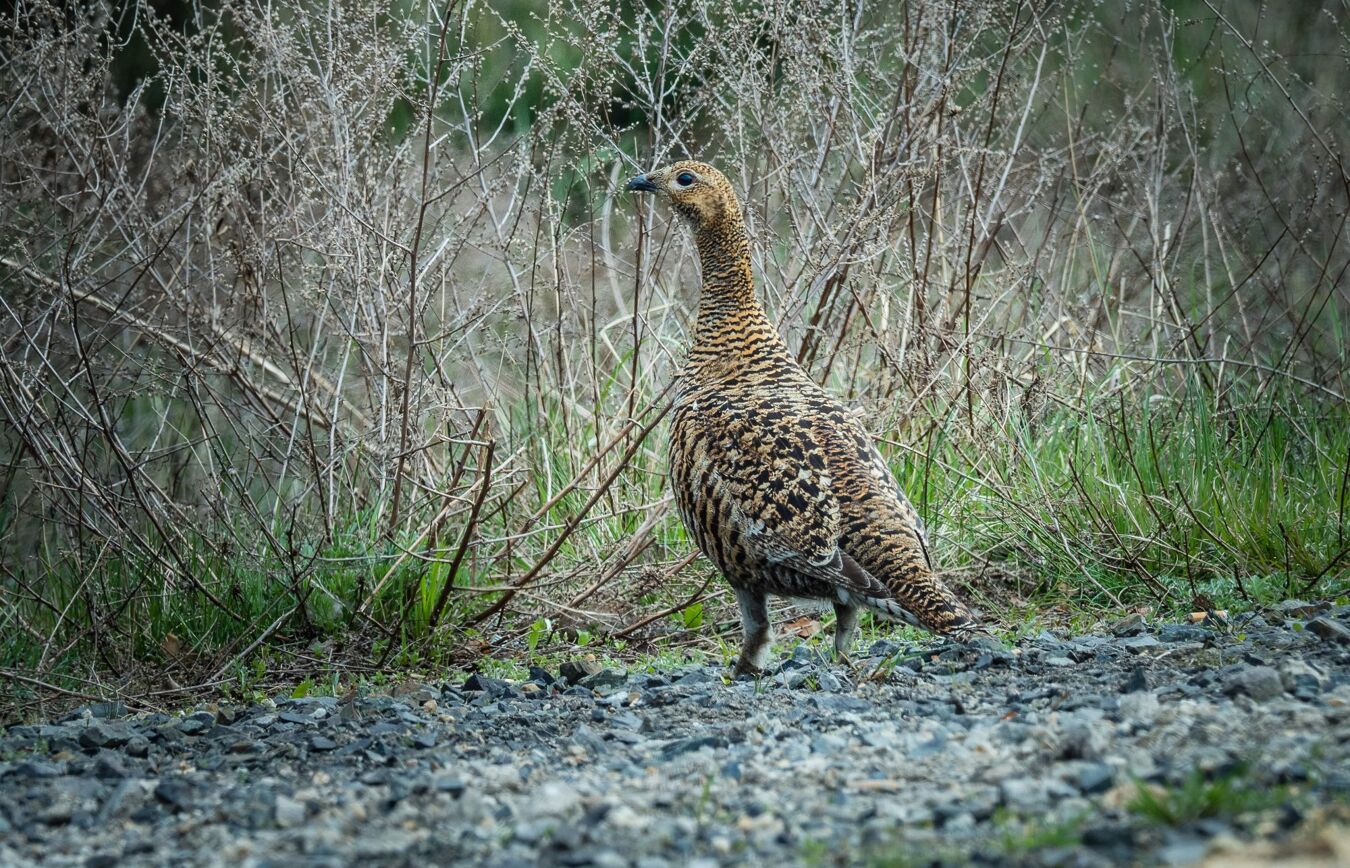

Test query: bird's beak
[626,174,659,193]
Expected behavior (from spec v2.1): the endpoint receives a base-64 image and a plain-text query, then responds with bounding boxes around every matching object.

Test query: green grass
[804,833,956,868]
[993,808,1088,854]
[3,375,1347,715]
[1128,767,1295,827]
[892,373,1350,612]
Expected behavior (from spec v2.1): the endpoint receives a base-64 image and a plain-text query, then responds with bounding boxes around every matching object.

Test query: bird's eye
[675,172,696,187]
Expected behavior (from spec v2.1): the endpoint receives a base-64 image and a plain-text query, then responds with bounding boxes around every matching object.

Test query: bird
[627,160,981,676]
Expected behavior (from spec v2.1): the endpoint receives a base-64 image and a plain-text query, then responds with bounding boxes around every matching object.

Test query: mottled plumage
[628,161,979,676]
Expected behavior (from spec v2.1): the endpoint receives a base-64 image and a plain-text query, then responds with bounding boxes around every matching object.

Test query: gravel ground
[3,604,1350,867]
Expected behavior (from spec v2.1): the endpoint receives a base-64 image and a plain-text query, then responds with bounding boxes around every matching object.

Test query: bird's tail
[838,505,980,637]
[842,585,979,636]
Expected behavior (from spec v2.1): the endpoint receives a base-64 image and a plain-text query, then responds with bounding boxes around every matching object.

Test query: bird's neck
[689,221,785,364]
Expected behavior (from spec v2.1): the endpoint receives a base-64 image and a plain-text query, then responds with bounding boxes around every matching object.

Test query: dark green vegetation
[1,0,1347,717]
[1127,766,1295,828]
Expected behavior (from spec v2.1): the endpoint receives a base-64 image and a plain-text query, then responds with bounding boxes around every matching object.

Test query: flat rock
[79,722,133,750]
[1276,600,1327,619]
[579,669,629,691]
[560,660,603,685]
[274,794,306,828]
[1226,665,1284,701]
[462,673,511,695]
[153,778,195,812]
[1307,617,1350,643]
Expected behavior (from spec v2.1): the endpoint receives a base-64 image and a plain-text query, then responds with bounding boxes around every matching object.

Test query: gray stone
[964,635,1006,654]
[1056,715,1106,760]
[791,644,831,664]
[1117,691,1161,725]
[1121,667,1150,693]
[961,785,1001,820]
[1076,762,1116,794]
[569,723,608,755]
[153,778,195,811]
[1084,825,1135,847]
[1000,777,1062,811]
[520,781,582,820]
[96,779,142,823]
[662,734,729,757]
[434,774,467,797]
[350,830,425,859]
[811,733,848,754]
[943,811,976,832]
[1226,665,1284,701]
[1158,835,1209,865]
[1034,629,1072,650]
[579,669,629,691]
[1276,600,1326,619]
[41,799,74,825]
[908,733,946,759]
[610,712,643,730]
[1120,635,1161,653]
[559,660,603,685]
[868,640,902,657]
[1159,624,1209,643]
[79,722,132,750]
[278,710,314,725]
[463,673,510,694]
[1280,659,1326,697]
[11,760,63,779]
[274,794,306,828]
[1307,617,1350,643]
[590,851,628,868]
[91,752,127,779]
[811,694,872,713]
[1110,613,1147,635]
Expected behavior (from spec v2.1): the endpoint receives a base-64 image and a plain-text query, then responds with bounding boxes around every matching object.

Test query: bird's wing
[677,401,888,598]
[860,439,934,569]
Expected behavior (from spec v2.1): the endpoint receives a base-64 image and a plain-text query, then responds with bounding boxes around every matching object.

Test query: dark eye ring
[675,172,696,187]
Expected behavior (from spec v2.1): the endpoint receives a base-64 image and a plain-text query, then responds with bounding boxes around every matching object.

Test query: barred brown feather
[628,161,979,676]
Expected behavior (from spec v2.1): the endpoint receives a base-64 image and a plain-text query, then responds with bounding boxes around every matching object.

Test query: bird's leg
[832,600,859,664]
[732,586,771,677]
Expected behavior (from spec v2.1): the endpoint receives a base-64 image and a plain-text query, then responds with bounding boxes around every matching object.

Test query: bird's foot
[731,660,763,680]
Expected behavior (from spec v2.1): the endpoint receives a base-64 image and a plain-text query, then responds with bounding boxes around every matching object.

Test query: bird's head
[626,160,742,232]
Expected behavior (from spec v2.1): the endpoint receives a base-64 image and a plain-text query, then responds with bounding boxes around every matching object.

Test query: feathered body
[628,161,978,675]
